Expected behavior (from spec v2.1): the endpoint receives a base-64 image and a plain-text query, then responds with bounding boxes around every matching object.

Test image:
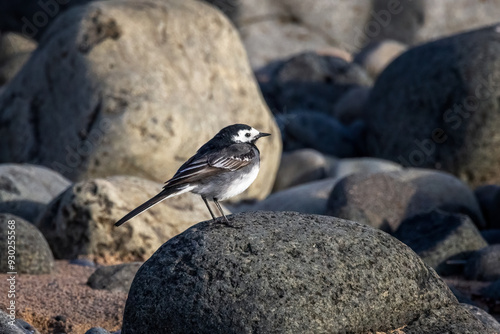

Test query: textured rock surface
[461,304,500,332]
[365,25,500,187]
[475,185,500,229]
[0,310,26,334]
[87,262,142,293]
[0,164,71,222]
[465,245,500,281]
[394,211,488,276]
[122,211,491,334]
[0,213,54,274]
[327,169,485,232]
[35,176,225,262]
[0,0,281,202]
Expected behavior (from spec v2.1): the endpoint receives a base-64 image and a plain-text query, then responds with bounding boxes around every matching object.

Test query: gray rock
[365,25,500,188]
[394,210,488,276]
[475,185,500,229]
[122,211,494,334]
[0,213,54,274]
[14,319,40,334]
[327,168,486,233]
[87,262,142,293]
[259,52,372,115]
[481,229,500,245]
[482,279,500,300]
[0,164,71,222]
[332,86,371,124]
[0,0,281,202]
[85,327,111,334]
[461,304,500,332]
[272,149,337,192]
[465,245,500,281]
[35,176,228,262]
[276,111,364,157]
[333,157,402,181]
[0,310,27,334]
[0,32,37,86]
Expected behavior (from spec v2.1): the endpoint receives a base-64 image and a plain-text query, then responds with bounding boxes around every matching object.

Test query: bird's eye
[245,133,251,137]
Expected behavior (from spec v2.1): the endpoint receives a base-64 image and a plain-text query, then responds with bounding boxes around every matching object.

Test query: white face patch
[232,127,260,143]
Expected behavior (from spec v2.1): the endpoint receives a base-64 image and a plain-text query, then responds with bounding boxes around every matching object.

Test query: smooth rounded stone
[0,0,281,203]
[0,213,54,274]
[332,86,371,125]
[464,245,500,281]
[0,32,37,85]
[237,178,340,215]
[0,164,71,222]
[87,262,142,293]
[482,279,500,300]
[333,157,402,181]
[85,328,110,334]
[481,230,500,245]
[276,111,364,157]
[394,211,488,276]
[35,176,227,262]
[475,185,500,229]
[272,149,337,192]
[461,304,500,332]
[417,1,500,44]
[238,0,423,68]
[354,40,408,78]
[365,25,500,188]
[121,211,486,334]
[259,52,372,115]
[327,168,486,233]
[15,319,40,334]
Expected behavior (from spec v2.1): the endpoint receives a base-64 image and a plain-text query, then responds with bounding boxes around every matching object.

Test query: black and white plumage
[115,124,271,226]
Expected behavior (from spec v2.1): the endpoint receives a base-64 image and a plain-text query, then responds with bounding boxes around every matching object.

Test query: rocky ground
[1,0,500,333]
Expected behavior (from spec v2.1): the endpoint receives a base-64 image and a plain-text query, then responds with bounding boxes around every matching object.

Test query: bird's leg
[202,196,217,222]
[213,198,230,225]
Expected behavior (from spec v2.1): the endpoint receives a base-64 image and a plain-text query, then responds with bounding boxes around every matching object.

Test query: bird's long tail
[114,185,192,226]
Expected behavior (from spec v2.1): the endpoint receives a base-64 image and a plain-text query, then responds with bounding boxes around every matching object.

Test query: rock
[276,111,364,157]
[417,1,500,44]
[0,0,281,202]
[332,86,371,124]
[236,178,339,215]
[0,310,30,334]
[0,32,37,85]
[87,262,142,293]
[238,0,423,68]
[327,168,486,233]
[354,39,408,78]
[35,176,228,262]
[122,211,492,334]
[394,210,488,276]
[481,229,500,245]
[475,185,500,229]
[259,52,372,115]
[14,319,41,334]
[461,304,500,332]
[272,149,337,192]
[333,157,402,181]
[0,164,71,222]
[0,213,54,274]
[365,25,500,188]
[482,279,500,300]
[0,0,238,40]
[85,327,111,334]
[464,245,500,281]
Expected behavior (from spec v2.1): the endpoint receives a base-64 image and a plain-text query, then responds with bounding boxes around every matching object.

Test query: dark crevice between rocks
[27,96,42,161]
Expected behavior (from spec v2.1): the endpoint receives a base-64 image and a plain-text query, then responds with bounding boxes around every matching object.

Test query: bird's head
[219,124,271,144]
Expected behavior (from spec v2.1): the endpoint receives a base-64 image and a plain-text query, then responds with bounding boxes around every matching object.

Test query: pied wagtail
[115,124,270,226]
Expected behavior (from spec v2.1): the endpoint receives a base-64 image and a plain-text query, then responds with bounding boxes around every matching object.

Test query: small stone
[465,245,500,281]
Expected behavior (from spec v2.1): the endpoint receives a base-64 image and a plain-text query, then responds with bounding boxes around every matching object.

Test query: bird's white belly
[219,164,260,200]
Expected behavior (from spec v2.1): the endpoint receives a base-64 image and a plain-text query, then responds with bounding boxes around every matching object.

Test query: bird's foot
[214,216,239,229]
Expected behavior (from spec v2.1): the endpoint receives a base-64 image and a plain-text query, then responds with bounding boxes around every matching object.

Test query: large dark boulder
[365,25,500,187]
[122,211,493,334]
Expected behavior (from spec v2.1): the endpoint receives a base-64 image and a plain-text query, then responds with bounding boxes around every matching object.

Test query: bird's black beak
[257,132,271,139]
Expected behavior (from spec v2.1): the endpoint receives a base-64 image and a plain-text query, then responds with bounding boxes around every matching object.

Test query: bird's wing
[164,144,255,188]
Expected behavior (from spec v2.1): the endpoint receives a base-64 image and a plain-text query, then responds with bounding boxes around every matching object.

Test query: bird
[114,124,271,227]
